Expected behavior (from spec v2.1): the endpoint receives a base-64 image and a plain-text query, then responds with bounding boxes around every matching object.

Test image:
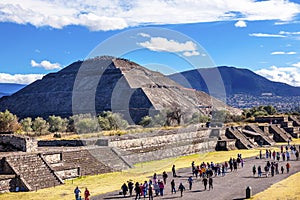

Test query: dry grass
[253,172,300,200]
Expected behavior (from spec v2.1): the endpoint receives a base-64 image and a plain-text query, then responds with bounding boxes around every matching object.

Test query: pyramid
[0,56,240,123]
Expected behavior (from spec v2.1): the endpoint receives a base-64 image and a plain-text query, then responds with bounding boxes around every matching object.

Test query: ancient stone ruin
[1,116,300,193]
[216,116,299,150]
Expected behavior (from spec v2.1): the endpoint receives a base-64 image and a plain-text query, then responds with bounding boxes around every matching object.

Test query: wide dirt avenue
[94,151,300,200]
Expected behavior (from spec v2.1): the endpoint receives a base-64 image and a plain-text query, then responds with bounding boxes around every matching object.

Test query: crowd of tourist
[74,144,300,200]
[117,153,245,199]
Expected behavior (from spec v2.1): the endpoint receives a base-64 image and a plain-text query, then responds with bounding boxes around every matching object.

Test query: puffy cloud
[31,60,62,70]
[234,20,247,27]
[249,33,286,37]
[292,62,300,68]
[138,35,200,57]
[271,51,297,55]
[255,65,300,86]
[0,73,44,84]
[0,0,299,31]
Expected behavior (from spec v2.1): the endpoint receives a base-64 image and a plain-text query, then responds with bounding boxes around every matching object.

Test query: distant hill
[168,66,300,97]
[0,83,26,98]
[0,56,240,122]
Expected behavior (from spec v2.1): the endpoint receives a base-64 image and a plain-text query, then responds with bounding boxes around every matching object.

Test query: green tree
[0,110,20,133]
[32,117,49,136]
[48,115,68,133]
[253,110,268,117]
[139,116,152,127]
[99,111,128,130]
[20,117,33,134]
[75,118,100,134]
[70,114,100,134]
[190,112,210,124]
[263,105,277,115]
[98,116,111,130]
[152,112,166,126]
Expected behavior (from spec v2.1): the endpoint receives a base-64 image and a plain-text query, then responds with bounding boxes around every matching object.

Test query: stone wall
[0,134,37,152]
[55,168,78,180]
[122,138,217,164]
[0,175,15,192]
[43,153,62,164]
[109,129,210,150]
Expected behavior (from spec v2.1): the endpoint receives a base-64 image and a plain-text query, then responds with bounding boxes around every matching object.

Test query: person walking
[121,183,128,197]
[286,162,290,173]
[158,180,164,196]
[264,165,269,177]
[171,179,176,194]
[162,171,168,184]
[84,188,90,200]
[172,165,177,177]
[143,181,148,198]
[281,166,284,174]
[148,184,153,200]
[257,165,262,177]
[202,176,208,190]
[295,150,299,160]
[74,186,81,200]
[188,176,193,190]
[252,165,256,176]
[271,164,275,177]
[128,181,134,196]
[178,183,185,197]
[208,177,213,190]
[135,182,141,200]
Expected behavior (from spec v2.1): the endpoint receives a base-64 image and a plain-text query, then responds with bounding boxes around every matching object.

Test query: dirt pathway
[93,153,300,200]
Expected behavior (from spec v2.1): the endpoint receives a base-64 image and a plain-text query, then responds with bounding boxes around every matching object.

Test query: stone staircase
[87,147,132,171]
[60,149,113,176]
[288,116,300,126]
[269,125,292,142]
[245,125,275,145]
[5,154,63,190]
[225,127,256,149]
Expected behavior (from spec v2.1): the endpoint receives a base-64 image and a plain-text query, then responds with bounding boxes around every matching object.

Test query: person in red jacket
[84,188,90,200]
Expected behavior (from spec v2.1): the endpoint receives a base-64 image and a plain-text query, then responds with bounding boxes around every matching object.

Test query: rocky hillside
[168,66,300,97]
[0,56,240,123]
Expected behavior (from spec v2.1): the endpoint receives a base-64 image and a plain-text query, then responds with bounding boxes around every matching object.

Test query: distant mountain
[168,66,300,97]
[0,83,26,98]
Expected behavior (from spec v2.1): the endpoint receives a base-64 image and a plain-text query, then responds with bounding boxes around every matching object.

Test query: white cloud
[31,59,62,70]
[292,62,300,68]
[249,33,286,38]
[234,20,247,28]
[183,51,200,57]
[255,65,300,86]
[137,33,151,38]
[271,51,297,55]
[279,31,300,35]
[138,35,200,57]
[0,73,44,84]
[0,0,299,31]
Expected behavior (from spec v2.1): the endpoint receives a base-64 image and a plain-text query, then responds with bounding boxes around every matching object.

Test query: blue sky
[1,0,300,86]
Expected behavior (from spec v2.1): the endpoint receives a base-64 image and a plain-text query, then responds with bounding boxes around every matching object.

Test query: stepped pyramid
[0,56,240,123]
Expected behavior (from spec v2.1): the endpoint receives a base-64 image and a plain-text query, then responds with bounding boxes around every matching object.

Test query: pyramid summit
[0,56,240,123]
